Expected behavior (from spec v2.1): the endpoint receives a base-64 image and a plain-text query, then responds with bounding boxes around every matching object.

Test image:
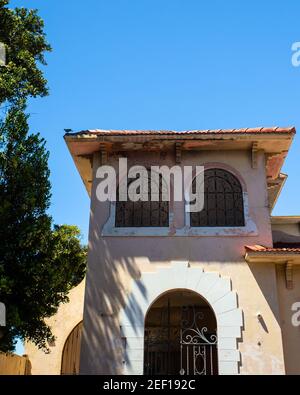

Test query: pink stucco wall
[79,149,286,374]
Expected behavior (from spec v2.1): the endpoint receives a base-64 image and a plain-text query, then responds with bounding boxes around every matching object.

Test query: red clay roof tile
[245,245,300,253]
[68,127,296,137]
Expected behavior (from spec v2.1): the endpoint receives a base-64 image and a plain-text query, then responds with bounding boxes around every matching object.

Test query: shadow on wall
[81,203,250,374]
[247,262,281,327]
[81,214,145,374]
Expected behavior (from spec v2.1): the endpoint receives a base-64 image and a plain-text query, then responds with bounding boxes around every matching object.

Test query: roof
[245,244,300,264]
[64,126,295,200]
[271,216,300,224]
[67,126,296,137]
[245,245,300,253]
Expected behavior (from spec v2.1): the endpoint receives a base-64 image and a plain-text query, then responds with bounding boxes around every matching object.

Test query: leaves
[0,1,51,104]
[0,103,87,352]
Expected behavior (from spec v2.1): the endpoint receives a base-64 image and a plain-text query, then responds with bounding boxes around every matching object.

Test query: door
[144,290,218,375]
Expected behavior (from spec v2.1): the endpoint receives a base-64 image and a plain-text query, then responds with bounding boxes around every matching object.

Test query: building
[26,127,300,375]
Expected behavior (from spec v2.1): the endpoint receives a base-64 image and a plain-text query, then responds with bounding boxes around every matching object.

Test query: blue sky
[8,0,300,356]
[9,0,300,242]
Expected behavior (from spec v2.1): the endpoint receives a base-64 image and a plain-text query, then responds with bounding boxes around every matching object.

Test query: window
[115,172,169,227]
[190,169,245,227]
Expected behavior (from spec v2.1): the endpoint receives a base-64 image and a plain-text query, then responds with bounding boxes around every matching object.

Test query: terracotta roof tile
[68,127,296,137]
[245,245,300,253]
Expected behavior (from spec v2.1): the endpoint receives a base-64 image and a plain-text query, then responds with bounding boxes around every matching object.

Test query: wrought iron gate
[180,305,217,375]
[144,298,218,375]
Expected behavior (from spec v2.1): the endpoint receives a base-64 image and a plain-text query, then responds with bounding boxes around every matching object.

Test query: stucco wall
[276,265,300,375]
[80,149,286,375]
[25,279,85,375]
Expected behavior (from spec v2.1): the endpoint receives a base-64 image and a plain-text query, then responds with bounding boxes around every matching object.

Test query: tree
[0,104,87,351]
[0,0,51,104]
[0,1,86,351]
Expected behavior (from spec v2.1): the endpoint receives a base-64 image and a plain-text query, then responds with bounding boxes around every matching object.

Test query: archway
[61,321,83,375]
[144,289,218,375]
[120,261,243,375]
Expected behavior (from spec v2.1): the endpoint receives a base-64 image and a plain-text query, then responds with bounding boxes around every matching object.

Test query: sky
[10,0,300,251]
[9,0,300,246]
[9,0,300,353]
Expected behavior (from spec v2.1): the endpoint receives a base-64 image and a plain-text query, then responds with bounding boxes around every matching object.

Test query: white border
[101,165,258,237]
[102,203,174,236]
[179,192,257,236]
[119,261,243,375]
[101,191,257,236]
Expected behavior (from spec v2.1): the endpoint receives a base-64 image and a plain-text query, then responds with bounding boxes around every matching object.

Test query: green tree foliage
[0,0,51,104]
[0,1,86,351]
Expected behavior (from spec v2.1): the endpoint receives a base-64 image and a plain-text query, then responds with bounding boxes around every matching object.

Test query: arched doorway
[144,290,218,375]
[61,321,83,375]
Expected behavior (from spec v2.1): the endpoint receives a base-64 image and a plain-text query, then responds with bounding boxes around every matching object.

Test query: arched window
[115,171,169,227]
[190,168,245,227]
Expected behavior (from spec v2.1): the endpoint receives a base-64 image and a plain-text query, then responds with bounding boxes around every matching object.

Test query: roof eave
[245,251,300,264]
[271,215,300,224]
[269,174,288,212]
[63,127,295,199]
[64,131,295,142]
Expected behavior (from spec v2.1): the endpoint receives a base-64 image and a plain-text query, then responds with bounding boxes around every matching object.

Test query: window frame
[189,168,245,228]
[180,165,257,237]
[102,169,173,236]
[101,164,258,237]
[115,173,169,228]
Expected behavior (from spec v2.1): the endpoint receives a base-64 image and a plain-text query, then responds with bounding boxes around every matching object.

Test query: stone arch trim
[184,162,248,194]
[203,162,248,191]
[120,261,243,375]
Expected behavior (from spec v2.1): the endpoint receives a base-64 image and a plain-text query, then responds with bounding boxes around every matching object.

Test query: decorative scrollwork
[144,298,218,375]
[180,305,217,345]
[194,346,206,375]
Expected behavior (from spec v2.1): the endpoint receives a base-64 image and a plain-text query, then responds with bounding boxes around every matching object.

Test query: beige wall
[79,149,287,374]
[25,279,85,375]
[276,265,300,374]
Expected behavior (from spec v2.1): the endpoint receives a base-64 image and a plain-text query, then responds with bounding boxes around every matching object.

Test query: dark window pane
[190,169,245,227]
[115,172,169,227]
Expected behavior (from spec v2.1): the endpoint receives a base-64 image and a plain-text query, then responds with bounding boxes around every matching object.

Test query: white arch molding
[119,261,243,375]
